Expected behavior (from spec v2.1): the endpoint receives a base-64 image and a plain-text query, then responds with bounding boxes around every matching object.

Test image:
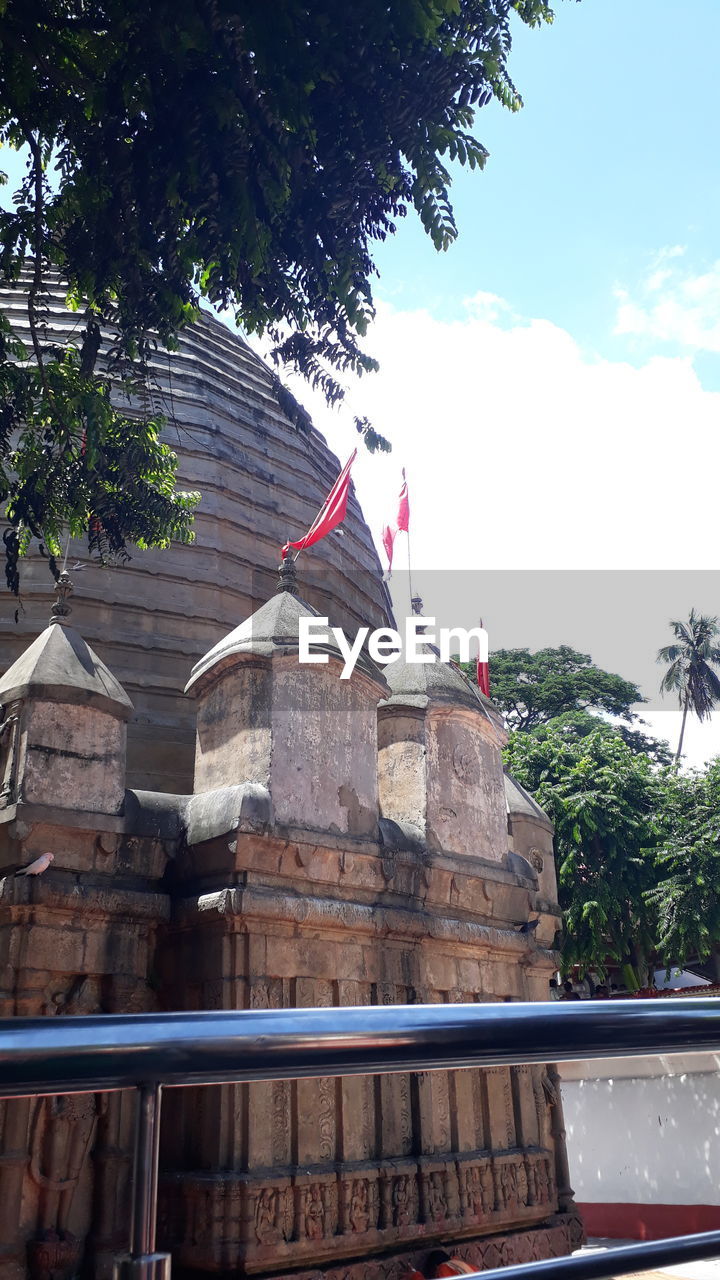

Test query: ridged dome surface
[0,275,392,792]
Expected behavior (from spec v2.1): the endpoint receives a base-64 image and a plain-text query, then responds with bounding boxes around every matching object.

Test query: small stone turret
[377,648,507,860]
[505,770,559,908]
[0,610,132,817]
[185,565,388,836]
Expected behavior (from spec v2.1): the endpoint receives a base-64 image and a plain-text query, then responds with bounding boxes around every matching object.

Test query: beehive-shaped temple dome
[0,275,391,793]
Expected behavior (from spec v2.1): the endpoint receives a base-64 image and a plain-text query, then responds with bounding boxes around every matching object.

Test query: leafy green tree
[532,709,672,767]
[0,323,200,598]
[658,610,720,766]
[0,0,563,591]
[648,761,720,980]
[460,645,643,732]
[505,726,659,982]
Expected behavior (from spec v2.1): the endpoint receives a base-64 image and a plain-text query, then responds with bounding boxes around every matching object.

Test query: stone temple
[0,288,582,1280]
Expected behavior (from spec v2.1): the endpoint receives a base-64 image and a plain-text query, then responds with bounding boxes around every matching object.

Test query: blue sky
[285,0,720,765]
[366,0,720,384]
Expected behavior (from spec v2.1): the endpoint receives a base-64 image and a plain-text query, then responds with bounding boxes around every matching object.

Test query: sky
[251,0,720,768]
[3,1,720,764]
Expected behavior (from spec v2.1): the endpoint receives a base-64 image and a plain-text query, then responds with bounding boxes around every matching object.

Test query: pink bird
[15,852,54,877]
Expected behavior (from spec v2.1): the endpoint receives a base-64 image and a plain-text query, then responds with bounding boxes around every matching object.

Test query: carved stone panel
[339,1170,380,1237]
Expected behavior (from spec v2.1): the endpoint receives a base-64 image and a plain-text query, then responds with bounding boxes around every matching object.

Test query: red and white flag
[382,469,410,576]
[281,450,357,560]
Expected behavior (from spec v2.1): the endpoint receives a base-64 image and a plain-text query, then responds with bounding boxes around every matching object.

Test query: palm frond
[658,610,720,724]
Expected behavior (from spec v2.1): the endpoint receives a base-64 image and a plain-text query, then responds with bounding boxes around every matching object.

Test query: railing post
[113,1083,171,1280]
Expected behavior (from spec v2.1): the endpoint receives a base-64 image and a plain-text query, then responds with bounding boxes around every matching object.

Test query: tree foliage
[461,645,643,732]
[0,0,564,591]
[648,762,720,976]
[0,316,199,597]
[531,708,673,767]
[505,726,659,981]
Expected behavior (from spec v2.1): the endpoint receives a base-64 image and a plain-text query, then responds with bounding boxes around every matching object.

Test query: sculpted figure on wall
[26,978,102,1280]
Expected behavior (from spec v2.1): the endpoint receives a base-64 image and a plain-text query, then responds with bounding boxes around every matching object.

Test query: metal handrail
[1,997,720,1095]
[469,1229,720,1280]
[1,999,719,1280]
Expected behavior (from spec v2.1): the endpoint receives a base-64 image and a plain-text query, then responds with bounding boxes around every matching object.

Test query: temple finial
[277,556,300,597]
[49,570,73,625]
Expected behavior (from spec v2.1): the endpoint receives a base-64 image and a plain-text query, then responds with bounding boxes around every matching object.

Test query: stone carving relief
[461,1161,493,1220]
[305,1184,324,1240]
[250,980,272,1009]
[339,1176,379,1235]
[0,701,19,807]
[390,1173,415,1228]
[421,1168,449,1223]
[452,738,479,784]
[516,1160,529,1209]
[507,1163,522,1214]
[254,1186,291,1246]
[296,1180,337,1242]
[318,1076,336,1162]
[271,1080,290,1167]
[528,847,545,873]
[254,1218,578,1280]
[27,977,103,1280]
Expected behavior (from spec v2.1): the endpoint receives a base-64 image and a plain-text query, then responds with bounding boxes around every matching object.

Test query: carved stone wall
[0,812,170,1280]
[0,599,577,1278]
[155,823,572,1276]
[0,803,577,1280]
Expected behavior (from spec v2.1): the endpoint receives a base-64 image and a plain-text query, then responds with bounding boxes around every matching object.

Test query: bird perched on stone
[15,852,54,876]
[516,918,540,934]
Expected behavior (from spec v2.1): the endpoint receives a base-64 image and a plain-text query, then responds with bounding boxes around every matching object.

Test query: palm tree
[657,609,720,767]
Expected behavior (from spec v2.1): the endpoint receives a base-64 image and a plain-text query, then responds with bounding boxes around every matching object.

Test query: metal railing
[2,998,720,1280]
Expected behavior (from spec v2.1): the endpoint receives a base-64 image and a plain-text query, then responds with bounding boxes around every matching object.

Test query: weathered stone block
[378,654,509,863]
[186,585,388,838]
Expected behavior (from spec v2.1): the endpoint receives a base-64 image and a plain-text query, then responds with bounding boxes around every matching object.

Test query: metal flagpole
[403,472,422,616]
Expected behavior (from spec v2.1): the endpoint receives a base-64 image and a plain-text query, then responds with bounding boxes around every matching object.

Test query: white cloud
[614,247,720,352]
[249,292,720,768]
[266,293,720,575]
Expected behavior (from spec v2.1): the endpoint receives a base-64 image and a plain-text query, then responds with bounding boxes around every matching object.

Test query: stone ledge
[173,885,557,972]
[0,874,170,921]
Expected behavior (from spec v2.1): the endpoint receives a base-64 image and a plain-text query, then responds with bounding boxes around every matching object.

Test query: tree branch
[20,125,49,396]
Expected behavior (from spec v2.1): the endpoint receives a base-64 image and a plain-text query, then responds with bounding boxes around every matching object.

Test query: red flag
[281,450,357,560]
[477,657,490,699]
[476,616,490,698]
[382,469,410,575]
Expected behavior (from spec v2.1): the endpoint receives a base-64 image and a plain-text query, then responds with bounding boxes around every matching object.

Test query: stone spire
[0,622,133,720]
[377,646,507,861]
[0,613,132,816]
[276,555,299,597]
[505,770,558,905]
[185,575,388,836]
[49,569,74,626]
